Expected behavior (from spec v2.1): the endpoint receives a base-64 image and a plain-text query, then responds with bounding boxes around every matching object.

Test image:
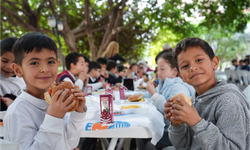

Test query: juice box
[105,83,110,92]
[119,86,126,100]
[107,88,115,101]
[85,86,92,96]
[100,94,114,124]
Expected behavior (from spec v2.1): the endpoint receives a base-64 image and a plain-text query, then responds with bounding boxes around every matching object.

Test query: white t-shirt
[4,91,86,150]
[0,73,26,96]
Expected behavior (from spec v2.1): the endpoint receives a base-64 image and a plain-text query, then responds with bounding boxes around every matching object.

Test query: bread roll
[172,93,192,124]
[128,94,144,102]
[44,81,79,112]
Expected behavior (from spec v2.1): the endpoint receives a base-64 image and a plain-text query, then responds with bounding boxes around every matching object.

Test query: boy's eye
[196,59,202,62]
[1,60,8,63]
[181,65,188,69]
[30,62,38,65]
[48,60,56,64]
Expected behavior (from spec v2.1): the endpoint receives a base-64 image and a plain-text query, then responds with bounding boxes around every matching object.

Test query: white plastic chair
[243,85,250,104]
[0,139,21,150]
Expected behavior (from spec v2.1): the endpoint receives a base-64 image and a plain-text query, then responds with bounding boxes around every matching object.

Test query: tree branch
[36,0,47,17]
[3,0,30,17]
[72,20,85,34]
[1,6,38,31]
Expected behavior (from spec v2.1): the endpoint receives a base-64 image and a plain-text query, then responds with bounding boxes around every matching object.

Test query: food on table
[121,105,141,109]
[137,86,147,90]
[171,93,192,124]
[128,94,145,102]
[143,75,149,82]
[44,81,79,112]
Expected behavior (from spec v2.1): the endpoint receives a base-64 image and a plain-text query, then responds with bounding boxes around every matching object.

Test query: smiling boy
[164,37,250,150]
[4,32,87,150]
[0,37,26,110]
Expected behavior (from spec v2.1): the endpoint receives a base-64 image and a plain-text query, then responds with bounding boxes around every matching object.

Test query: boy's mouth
[190,73,202,79]
[2,69,14,74]
[37,76,51,80]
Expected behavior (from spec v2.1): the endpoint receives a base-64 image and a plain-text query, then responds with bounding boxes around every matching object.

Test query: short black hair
[0,37,18,56]
[155,49,172,63]
[12,32,57,65]
[88,61,101,73]
[65,52,84,70]
[129,63,137,69]
[83,55,90,63]
[97,57,108,65]
[117,64,124,72]
[173,37,215,72]
[158,52,176,69]
[231,59,237,63]
[106,60,117,71]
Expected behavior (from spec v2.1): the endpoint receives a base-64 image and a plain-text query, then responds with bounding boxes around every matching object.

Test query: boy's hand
[146,81,155,95]
[47,89,77,118]
[169,98,202,127]
[164,98,181,126]
[101,70,109,78]
[1,97,14,107]
[78,71,89,87]
[71,85,87,113]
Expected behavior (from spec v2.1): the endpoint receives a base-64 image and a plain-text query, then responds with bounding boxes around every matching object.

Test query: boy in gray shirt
[164,37,250,150]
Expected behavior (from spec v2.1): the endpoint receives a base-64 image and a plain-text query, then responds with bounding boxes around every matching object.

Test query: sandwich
[143,75,149,82]
[171,93,192,124]
[128,93,145,102]
[44,81,79,112]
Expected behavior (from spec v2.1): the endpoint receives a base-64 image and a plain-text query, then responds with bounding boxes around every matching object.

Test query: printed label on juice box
[100,94,114,124]
[85,86,92,96]
[105,83,110,92]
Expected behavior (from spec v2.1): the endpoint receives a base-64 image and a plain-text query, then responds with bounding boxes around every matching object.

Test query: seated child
[83,55,90,73]
[136,52,195,150]
[57,52,89,91]
[106,60,122,85]
[4,32,87,150]
[88,61,105,91]
[96,57,109,81]
[0,37,26,110]
[127,63,137,79]
[164,37,250,150]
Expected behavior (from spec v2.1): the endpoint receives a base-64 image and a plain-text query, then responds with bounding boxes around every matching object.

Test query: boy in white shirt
[88,61,105,91]
[57,52,89,91]
[4,32,87,150]
[0,37,26,110]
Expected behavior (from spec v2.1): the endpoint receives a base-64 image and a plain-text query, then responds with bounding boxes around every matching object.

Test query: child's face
[157,58,177,81]
[131,65,138,72]
[100,64,107,71]
[74,57,86,74]
[0,52,15,77]
[93,68,101,78]
[85,62,89,73]
[177,46,219,88]
[13,48,59,97]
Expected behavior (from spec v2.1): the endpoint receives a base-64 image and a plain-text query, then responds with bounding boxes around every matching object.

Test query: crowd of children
[1,32,249,150]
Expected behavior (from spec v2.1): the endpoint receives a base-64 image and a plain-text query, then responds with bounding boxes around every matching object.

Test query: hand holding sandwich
[164,93,202,127]
[46,82,87,119]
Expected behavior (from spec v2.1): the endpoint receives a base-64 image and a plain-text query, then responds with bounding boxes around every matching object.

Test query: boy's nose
[40,65,49,73]
[189,65,197,71]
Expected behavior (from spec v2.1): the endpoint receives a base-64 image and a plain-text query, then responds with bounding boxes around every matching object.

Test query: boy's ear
[57,60,61,68]
[70,62,75,69]
[12,63,23,77]
[212,56,220,70]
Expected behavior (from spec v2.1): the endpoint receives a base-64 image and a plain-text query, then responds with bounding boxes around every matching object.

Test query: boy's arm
[190,93,248,150]
[64,111,86,148]
[87,82,103,91]
[4,111,64,150]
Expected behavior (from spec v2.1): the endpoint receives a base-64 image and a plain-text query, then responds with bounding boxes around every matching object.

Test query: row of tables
[0,88,165,150]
